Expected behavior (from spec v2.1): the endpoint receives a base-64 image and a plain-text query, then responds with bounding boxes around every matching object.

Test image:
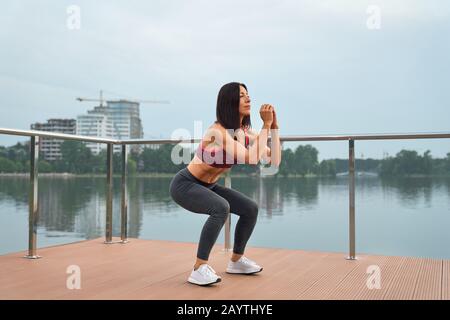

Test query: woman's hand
[260,104,273,126]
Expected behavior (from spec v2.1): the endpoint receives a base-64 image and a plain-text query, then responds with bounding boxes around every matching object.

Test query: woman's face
[238,85,251,118]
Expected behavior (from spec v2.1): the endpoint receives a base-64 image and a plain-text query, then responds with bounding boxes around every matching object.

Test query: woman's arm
[247,119,281,167]
[209,104,274,165]
[247,127,271,164]
[270,108,282,167]
[269,126,281,167]
[221,123,271,165]
[248,128,281,166]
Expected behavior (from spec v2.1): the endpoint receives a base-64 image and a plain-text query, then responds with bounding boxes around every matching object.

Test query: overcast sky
[1,0,449,160]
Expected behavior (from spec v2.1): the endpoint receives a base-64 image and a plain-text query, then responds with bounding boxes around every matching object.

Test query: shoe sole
[188,277,222,286]
[226,267,263,275]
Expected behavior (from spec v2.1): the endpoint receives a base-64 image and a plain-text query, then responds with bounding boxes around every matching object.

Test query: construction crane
[76,89,170,105]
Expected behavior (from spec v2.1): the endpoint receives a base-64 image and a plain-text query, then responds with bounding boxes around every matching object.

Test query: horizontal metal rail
[3,127,450,144]
[0,128,118,144]
[1,126,450,260]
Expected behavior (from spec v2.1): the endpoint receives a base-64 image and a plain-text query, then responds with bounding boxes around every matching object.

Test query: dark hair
[215,82,251,132]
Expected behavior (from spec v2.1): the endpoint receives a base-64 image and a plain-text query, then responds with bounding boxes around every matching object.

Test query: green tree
[38,160,53,173]
[91,149,107,173]
[0,146,7,158]
[319,159,336,176]
[140,144,187,173]
[293,145,319,177]
[7,142,29,162]
[0,157,17,172]
[380,149,434,176]
[59,141,94,173]
[128,158,137,175]
[276,148,293,176]
[421,150,432,174]
[447,153,450,173]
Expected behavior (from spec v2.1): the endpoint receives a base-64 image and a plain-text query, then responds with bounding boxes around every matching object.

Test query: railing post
[105,143,114,244]
[347,139,357,260]
[223,171,232,252]
[120,144,129,243]
[25,136,41,259]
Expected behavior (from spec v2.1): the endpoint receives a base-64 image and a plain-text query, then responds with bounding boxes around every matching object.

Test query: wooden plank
[443,260,450,300]
[123,247,289,300]
[0,238,196,299]
[0,238,447,300]
[225,251,329,300]
[383,257,423,300]
[326,255,404,300]
[296,253,360,300]
[413,258,442,300]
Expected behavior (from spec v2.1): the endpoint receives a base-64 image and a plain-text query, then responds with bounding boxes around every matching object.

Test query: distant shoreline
[1,172,449,178]
[0,172,334,178]
[0,172,258,178]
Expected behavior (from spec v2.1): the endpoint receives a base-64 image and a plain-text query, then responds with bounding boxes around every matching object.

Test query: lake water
[0,175,449,259]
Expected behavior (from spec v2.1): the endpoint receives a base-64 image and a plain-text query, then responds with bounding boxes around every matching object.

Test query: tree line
[1,141,449,176]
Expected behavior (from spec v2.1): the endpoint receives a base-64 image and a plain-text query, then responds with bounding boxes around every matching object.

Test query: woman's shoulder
[208,122,252,138]
[201,122,226,145]
[208,122,233,136]
[206,122,224,136]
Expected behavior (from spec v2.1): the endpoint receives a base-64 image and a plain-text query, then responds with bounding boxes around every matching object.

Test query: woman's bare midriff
[186,155,230,184]
[186,122,243,184]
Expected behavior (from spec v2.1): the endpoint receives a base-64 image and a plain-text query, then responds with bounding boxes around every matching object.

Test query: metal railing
[1,127,450,260]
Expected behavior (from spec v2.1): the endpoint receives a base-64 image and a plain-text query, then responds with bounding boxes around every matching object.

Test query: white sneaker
[188,264,222,286]
[226,256,263,274]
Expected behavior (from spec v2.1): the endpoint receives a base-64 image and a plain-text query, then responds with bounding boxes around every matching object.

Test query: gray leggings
[169,167,259,260]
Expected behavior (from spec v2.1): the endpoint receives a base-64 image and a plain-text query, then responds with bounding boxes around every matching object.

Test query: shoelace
[206,265,217,274]
[240,256,256,265]
[200,264,217,278]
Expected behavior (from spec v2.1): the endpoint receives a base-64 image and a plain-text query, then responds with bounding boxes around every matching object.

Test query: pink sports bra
[196,127,250,169]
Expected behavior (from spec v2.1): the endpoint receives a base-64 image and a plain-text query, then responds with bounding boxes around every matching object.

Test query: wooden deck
[0,238,448,300]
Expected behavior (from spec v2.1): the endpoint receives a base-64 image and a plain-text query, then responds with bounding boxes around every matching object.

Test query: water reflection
[380,177,434,208]
[1,174,450,258]
[1,175,450,236]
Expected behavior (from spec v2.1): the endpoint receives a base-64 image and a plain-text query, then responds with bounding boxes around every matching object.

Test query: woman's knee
[246,200,259,220]
[169,176,181,200]
[210,200,230,219]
